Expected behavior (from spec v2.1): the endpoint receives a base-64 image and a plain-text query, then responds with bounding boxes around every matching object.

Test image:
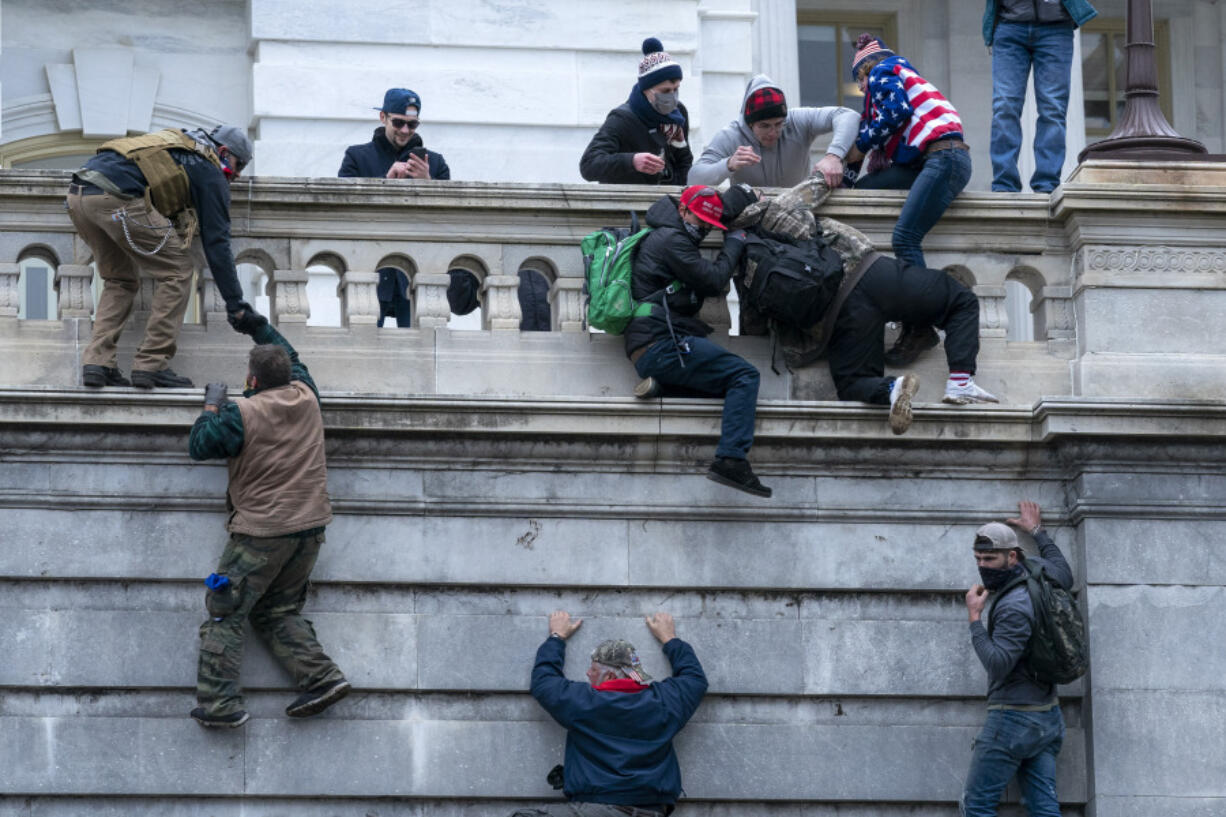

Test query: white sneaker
[888,374,919,435]
[943,378,999,405]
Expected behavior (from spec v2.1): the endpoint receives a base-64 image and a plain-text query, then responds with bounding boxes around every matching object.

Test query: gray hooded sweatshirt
[688,74,860,189]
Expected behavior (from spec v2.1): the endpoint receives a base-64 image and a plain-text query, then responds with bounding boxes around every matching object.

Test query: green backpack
[989,558,1089,685]
[581,214,654,334]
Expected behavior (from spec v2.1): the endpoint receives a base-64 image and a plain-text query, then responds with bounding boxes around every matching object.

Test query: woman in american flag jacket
[846,33,972,368]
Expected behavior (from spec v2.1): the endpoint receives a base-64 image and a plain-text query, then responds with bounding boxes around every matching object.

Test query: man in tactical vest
[186,306,349,727]
[961,501,1073,816]
[67,124,255,388]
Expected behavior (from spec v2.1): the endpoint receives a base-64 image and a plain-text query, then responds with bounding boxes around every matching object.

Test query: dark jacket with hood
[338,128,451,179]
[579,102,692,185]
[624,195,745,357]
[530,634,708,806]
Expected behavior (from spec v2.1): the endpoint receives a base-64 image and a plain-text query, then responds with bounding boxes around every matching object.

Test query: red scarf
[595,678,649,693]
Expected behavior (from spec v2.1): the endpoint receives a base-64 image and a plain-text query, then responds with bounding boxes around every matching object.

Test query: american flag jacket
[855,55,962,167]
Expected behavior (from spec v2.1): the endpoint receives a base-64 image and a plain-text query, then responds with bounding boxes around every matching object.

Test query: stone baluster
[130,273,157,325]
[974,284,1008,338]
[482,274,522,331]
[1033,285,1074,343]
[698,289,732,336]
[198,268,230,327]
[0,263,19,319]
[551,277,584,332]
[413,273,453,329]
[339,271,380,327]
[270,268,310,325]
[54,264,95,319]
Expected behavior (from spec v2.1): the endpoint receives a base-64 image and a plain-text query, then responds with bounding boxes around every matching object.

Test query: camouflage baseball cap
[591,639,652,683]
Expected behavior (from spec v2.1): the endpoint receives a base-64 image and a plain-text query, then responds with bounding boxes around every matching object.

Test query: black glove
[227,301,269,335]
[723,229,749,254]
[203,382,229,409]
[546,764,565,790]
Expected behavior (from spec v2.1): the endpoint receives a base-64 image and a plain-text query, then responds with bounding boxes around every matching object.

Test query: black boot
[190,707,249,728]
[82,365,131,387]
[884,325,940,367]
[131,368,194,388]
[286,679,352,718]
[706,457,772,498]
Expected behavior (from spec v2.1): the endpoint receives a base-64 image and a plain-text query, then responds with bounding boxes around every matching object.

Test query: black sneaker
[286,679,351,718]
[706,457,772,498]
[82,365,131,387]
[634,377,661,399]
[190,707,249,728]
[131,368,194,388]
[883,325,940,367]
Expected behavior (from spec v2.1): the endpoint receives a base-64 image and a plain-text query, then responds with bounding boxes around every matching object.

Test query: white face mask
[650,90,679,115]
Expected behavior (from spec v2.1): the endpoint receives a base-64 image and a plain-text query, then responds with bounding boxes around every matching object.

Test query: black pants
[827,256,979,404]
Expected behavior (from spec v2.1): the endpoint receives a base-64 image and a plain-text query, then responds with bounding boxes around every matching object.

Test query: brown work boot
[884,325,940,367]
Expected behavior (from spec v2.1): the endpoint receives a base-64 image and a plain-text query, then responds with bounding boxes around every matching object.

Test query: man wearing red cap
[624,185,770,498]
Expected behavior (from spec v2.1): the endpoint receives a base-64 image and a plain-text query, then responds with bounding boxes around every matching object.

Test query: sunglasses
[388,117,420,131]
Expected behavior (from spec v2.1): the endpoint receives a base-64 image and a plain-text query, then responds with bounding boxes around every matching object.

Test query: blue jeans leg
[961,708,1065,817]
[1030,24,1075,192]
[635,336,760,460]
[891,148,972,268]
[990,21,1033,192]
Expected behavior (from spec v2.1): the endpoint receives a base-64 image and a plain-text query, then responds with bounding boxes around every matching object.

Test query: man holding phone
[338,87,451,180]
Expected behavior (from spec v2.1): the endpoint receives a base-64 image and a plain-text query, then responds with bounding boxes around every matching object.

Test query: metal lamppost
[1078,0,1205,160]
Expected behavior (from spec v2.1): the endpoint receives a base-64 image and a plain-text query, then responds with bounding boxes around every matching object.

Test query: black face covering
[979,565,1019,591]
[684,221,710,242]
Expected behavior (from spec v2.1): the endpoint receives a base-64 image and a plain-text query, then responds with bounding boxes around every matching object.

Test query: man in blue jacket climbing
[514,610,708,816]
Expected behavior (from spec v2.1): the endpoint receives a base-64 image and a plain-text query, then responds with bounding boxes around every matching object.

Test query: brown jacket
[227,382,332,537]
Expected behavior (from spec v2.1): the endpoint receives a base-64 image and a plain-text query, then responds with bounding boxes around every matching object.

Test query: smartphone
[409,147,428,160]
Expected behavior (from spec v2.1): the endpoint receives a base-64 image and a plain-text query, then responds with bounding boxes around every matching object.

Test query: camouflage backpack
[989,558,1089,685]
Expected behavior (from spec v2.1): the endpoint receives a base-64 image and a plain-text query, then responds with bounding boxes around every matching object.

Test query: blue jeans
[856,148,972,268]
[634,335,759,460]
[961,707,1065,817]
[990,21,1075,193]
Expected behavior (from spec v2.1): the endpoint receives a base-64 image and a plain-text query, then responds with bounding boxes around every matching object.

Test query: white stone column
[413,273,452,329]
[482,274,522,331]
[338,271,380,327]
[551,278,584,332]
[751,0,799,105]
[54,265,95,319]
[698,4,758,146]
[0,263,20,319]
[269,268,310,325]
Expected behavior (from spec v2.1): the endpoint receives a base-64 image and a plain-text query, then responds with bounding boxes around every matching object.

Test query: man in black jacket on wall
[338,88,451,180]
[626,186,769,498]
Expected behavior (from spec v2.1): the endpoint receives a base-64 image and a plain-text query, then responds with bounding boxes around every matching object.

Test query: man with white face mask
[580,38,693,185]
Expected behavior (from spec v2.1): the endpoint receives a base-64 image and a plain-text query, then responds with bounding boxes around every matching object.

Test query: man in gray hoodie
[962,500,1073,816]
[688,75,859,189]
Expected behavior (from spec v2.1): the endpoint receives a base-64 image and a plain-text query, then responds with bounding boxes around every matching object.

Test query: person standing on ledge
[67,124,256,389]
[338,87,451,180]
[188,306,349,728]
[511,610,708,817]
[580,38,693,186]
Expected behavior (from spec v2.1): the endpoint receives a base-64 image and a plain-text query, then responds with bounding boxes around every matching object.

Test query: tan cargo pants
[66,188,194,372]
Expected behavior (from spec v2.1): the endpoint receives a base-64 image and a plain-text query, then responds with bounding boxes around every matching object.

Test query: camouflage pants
[196,528,344,716]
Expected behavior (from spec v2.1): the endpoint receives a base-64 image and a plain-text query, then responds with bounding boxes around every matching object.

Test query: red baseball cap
[679,185,727,230]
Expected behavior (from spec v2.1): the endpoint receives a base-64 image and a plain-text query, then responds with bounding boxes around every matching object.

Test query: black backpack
[989,559,1089,685]
[743,233,845,330]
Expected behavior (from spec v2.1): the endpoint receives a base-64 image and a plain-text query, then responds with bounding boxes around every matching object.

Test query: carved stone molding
[270,269,310,325]
[413,273,453,329]
[0,263,20,318]
[550,278,584,332]
[339,271,380,327]
[1082,245,1226,275]
[197,268,229,327]
[53,264,94,319]
[482,274,521,331]
[975,285,1008,339]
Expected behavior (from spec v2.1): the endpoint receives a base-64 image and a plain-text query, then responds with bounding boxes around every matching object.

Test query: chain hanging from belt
[110,206,177,257]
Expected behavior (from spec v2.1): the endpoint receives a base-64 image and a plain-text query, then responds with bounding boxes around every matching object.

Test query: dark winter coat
[579,103,692,186]
[624,196,744,356]
[530,635,708,806]
[338,128,451,179]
